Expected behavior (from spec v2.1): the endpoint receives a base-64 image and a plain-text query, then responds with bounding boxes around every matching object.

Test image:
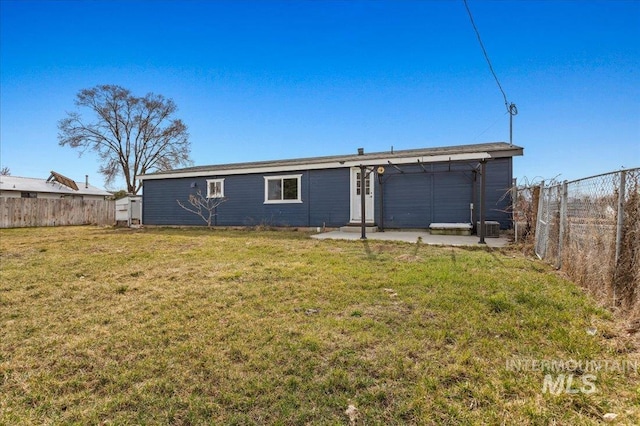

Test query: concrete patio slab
[311,230,510,248]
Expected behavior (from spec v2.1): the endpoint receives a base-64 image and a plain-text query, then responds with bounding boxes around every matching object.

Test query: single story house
[138,142,523,230]
[0,171,111,200]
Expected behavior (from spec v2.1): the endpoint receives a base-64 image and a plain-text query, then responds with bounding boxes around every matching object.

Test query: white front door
[350,168,375,223]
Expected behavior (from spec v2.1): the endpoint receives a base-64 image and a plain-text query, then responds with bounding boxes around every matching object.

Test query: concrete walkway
[311,230,511,248]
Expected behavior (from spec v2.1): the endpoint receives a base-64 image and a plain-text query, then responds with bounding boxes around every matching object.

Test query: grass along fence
[0,198,115,228]
[533,168,640,314]
[1,227,638,424]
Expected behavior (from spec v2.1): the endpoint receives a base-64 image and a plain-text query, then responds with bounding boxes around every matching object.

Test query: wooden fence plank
[0,198,115,228]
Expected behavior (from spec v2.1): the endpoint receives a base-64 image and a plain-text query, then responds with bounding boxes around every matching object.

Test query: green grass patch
[0,226,638,424]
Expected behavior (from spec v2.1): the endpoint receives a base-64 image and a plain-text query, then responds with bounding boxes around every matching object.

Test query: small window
[264,174,302,204]
[21,192,37,198]
[206,179,225,198]
[356,172,371,196]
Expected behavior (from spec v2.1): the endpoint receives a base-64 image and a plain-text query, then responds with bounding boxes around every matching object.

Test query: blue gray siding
[308,168,350,227]
[480,157,514,228]
[143,157,513,229]
[375,158,513,229]
[378,170,433,228]
[143,168,350,227]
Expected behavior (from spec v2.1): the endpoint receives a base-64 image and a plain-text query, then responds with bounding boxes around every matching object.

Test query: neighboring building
[0,171,111,200]
[138,142,523,229]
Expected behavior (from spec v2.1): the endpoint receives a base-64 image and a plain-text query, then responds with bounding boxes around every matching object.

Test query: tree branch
[176,190,226,227]
[58,84,192,194]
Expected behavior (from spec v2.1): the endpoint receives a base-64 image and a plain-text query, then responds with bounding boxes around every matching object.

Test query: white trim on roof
[138,152,492,181]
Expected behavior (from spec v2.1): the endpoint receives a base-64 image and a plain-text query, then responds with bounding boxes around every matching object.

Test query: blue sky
[1,0,638,190]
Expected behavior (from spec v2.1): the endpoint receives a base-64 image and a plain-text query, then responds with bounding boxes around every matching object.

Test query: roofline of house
[137,143,523,181]
[0,188,111,197]
[0,176,112,196]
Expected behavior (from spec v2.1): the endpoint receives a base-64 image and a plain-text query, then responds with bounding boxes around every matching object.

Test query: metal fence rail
[532,168,639,309]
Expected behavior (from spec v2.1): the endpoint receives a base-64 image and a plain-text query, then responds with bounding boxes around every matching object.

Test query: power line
[463,0,508,109]
[471,110,508,143]
[462,0,517,144]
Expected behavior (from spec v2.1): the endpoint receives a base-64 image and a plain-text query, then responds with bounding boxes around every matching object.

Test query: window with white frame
[206,179,225,198]
[264,174,302,203]
[355,172,371,195]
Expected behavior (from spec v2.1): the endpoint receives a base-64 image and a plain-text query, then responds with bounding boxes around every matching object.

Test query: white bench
[429,222,473,236]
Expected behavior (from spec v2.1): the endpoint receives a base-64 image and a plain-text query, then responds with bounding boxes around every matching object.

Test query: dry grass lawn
[1,226,638,424]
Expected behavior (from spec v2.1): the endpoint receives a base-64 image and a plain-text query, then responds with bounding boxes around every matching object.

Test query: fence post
[613,171,627,306]
[557,181,568,269]
[615,170,626,267]
[531,185,540,237]
[534,180,545,259]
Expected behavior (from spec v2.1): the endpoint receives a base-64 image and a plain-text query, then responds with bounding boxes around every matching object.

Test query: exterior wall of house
[142,168,351,227]
[480,157,514,228]
[375,158,513,229]
[308,168,351,227]
[142,157,514,229]
[0,191,23,198]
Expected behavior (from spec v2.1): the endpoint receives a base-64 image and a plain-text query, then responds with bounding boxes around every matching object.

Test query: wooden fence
[0,198,115,228]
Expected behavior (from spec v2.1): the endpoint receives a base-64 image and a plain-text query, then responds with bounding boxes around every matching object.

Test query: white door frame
[350,167,375,223]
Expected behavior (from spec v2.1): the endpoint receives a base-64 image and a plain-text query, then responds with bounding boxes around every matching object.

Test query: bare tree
[0,166,10,176]
[177,190,226,227]
[58,85,191,194]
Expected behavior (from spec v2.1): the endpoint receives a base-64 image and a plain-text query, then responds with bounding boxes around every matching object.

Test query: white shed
[115,195,142,226]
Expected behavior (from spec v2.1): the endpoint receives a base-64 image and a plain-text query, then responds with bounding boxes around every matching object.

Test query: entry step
[340,224,379,233]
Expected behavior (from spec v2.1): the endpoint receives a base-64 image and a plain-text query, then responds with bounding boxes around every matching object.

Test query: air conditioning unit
[477,221,500,238]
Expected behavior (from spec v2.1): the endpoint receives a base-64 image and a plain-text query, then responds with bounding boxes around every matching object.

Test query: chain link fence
[512,183,539,245]
[528,168,640,312]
